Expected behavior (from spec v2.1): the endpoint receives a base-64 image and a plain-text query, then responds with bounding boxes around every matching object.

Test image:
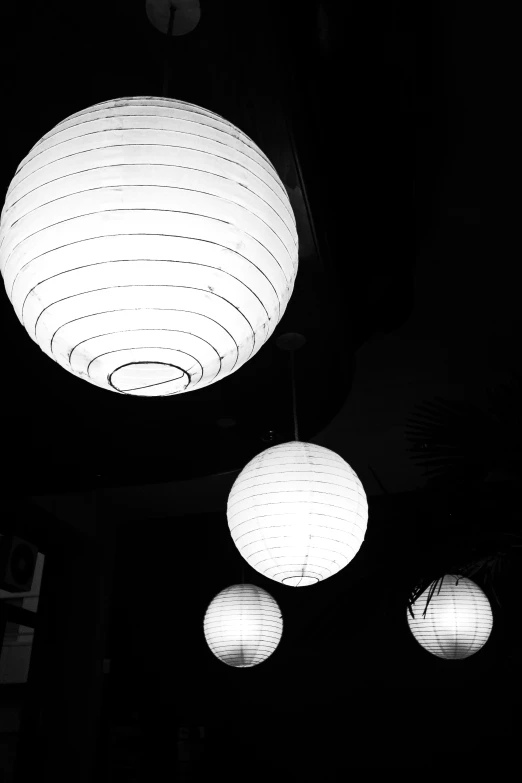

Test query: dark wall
[102,488,516,776]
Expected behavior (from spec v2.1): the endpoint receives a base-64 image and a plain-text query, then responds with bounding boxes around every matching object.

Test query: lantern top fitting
[146,0,201,37]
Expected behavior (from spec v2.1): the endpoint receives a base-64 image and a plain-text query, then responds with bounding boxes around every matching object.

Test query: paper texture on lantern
[0,97,298,396]
[203,583,283,667]
[227,441,368,586]
[407,574,493,659]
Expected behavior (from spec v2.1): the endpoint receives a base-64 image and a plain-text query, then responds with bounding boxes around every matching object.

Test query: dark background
[0,0,518,780]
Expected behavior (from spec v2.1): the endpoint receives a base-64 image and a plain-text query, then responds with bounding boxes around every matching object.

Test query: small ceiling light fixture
[146,0,201,37]
[227,333,368,586]
[407,574,493,660]
[203,583,283,667]
[0,98,298,396]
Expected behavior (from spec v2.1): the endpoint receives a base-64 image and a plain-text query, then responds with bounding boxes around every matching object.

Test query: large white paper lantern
[203,583,283,667]
[227,441,368,586]
[407,574,493,659]
[0,97,298,396]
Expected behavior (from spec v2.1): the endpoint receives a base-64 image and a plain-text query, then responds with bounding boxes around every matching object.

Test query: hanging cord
[290,348,299,441]
[276,333,305,440]
[161,4,176,97]
[368,465,389,494]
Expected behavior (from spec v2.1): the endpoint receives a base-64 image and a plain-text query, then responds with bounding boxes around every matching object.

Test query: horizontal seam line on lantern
[10,237,285,325]
[207,619,281,625]
[216,600,275,606]
[276,570,329,578]
[53,100,234,129]
[92,346,203,383]
[207,602,280,608]
[229,483,360,498]
[4,164,298,251]
[229,498,363,514]
[205,624,282,632]
[37,112,275,175]
[230,512,367,525]
[244,453,346,461]
[51,105,244,141]
[235,527,364,543]
[207,623,282,630]
[239,459,349,466]
[64,308,239,366]
[229,503,366,530]
[236,468,354,474]
[46,306,243,371]
[20,256,275,333]
[33,118,276,184]
[259,559,334,573]
[208,645,279,651]
[209,612,281,619]
[34,281,256,341]
[230,478,357,495]
[253,557,337,572]
[239,545,360,558]
[68,327,223,377]
[12,140,294,226]
[6,208,292,301]
[5,184,297,263]
[238,470,357,479]
[206,609,280,616]
[206,630,280,637]
[18,125,279,186]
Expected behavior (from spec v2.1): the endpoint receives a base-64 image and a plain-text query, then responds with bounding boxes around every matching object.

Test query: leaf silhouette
[404,379,522,488]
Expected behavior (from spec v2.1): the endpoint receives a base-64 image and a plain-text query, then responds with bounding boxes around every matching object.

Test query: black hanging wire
[276,333,305,439]
[161,4,176,97]
[368,465,389,494]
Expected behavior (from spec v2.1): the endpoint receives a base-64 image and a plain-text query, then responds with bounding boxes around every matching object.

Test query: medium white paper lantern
[227,441,368,586]
[203,583,283,667]
[0,97,298,396]
[407,574,493,659]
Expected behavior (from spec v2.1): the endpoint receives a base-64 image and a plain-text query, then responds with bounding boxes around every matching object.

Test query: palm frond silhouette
[404,375,522,488]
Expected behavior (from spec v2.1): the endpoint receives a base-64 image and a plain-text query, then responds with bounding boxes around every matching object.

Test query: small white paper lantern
[227,441,368,586]
[407,574,493,659]
[203,583,283,667]
[0,97,298,396]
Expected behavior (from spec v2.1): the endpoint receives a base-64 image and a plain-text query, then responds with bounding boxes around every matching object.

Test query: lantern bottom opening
[282,575,320,587]
[108,361,190,395]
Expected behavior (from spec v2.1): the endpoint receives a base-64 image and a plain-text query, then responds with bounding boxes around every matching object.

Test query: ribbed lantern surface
[0,97,298,396]
[203,583,283,667]
[407,575,493,659]
[227,441,368,586]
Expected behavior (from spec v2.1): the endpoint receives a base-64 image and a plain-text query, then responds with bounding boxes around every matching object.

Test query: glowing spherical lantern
[407,574,493,659]
[227,441,368,586]
[0,97,298,396]
[203,583,283,667]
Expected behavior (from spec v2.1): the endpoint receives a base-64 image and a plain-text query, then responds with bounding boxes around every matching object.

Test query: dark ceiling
[1,2,519,776]
[1,0,425,494]
[1,0,517,503]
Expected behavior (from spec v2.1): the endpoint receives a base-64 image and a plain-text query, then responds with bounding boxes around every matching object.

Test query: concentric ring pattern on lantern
[227,441,369,586]
[203,583,283,667]
[0,97,298,396]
